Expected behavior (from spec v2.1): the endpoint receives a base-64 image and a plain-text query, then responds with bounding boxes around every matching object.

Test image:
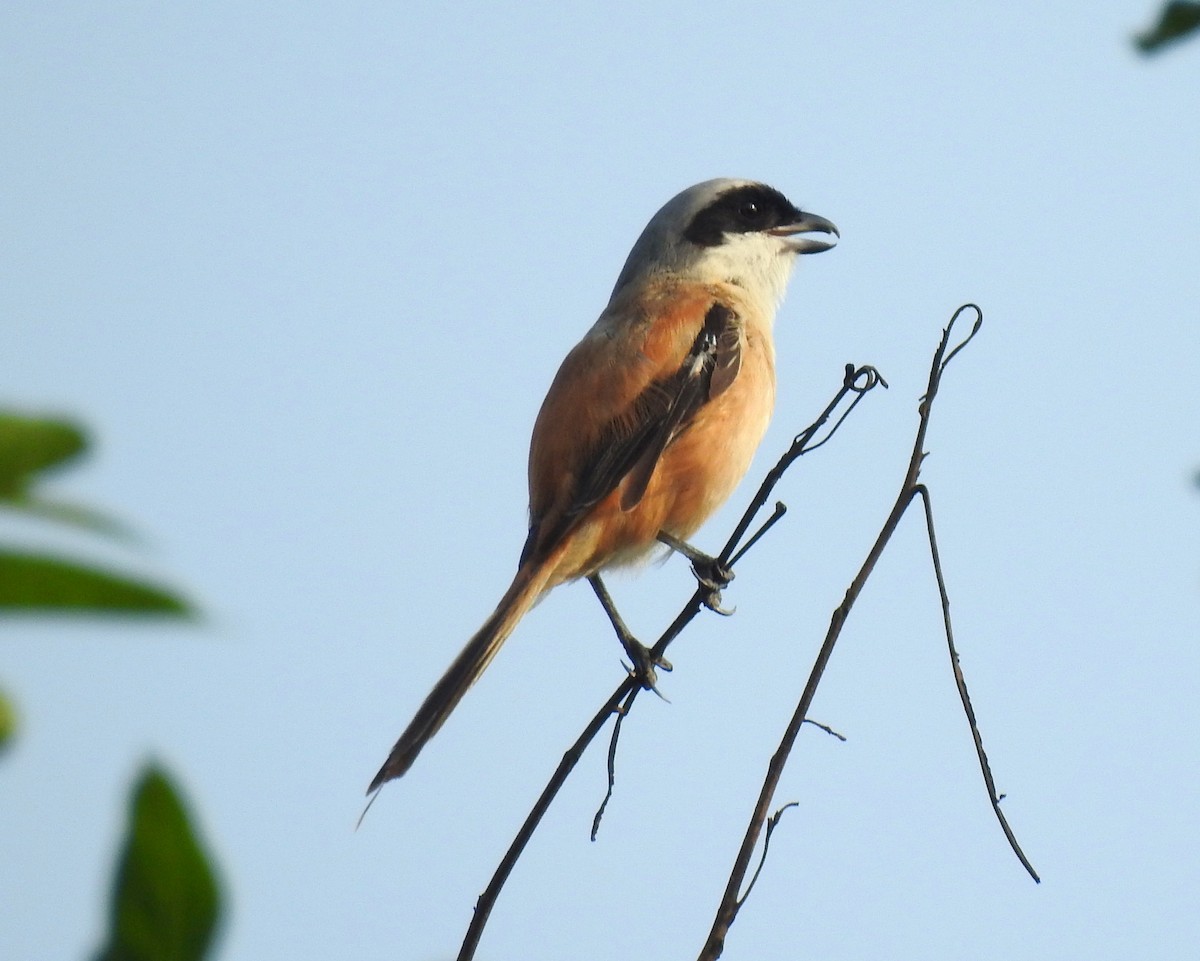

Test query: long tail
[367,558,557,793]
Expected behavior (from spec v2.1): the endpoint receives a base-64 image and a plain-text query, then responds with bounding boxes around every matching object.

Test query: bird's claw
[623,639,672,699]
[692,559,735,615]
[703,592,735,616]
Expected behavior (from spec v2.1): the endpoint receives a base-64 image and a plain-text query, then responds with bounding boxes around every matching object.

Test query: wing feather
[522,300,741,565]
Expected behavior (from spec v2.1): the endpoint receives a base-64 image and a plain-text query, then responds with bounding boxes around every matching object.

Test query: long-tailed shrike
[369,179,836,792]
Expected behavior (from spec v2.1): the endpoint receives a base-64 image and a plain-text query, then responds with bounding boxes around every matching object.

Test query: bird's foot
[657,532,735,615]
[589,573,672,697]
[622,637,673,698]
[693,561,735,615]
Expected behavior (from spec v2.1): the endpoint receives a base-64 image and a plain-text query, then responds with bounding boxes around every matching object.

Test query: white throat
[689,232,800,321]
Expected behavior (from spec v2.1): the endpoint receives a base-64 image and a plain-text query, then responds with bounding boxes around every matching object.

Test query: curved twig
[915,484,1039,882]
[739,802,799,908]
[590,687,636,842]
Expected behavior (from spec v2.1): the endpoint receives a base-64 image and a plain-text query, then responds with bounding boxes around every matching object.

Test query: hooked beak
[769,212,839,254]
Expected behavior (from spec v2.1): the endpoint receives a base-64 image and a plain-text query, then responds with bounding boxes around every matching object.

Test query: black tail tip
[366,763,392,796]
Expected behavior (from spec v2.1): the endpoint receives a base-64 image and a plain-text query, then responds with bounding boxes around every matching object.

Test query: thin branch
[456,679,637,961]
[727,502,787,568]
[697,304,1032,961]
[738,722,844,906]
[455,365,885,961]
[915,484,1039,882]
[801,718,847,742]
[590,687,637,842]
[739,802,799,907]
[718,364,885,567]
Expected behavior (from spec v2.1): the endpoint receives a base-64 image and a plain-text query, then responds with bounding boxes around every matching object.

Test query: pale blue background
[3,2,1199,959]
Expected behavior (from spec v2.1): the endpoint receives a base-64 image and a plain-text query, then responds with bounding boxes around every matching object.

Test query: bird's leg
[587,573,672,693]
[656,531,735,615]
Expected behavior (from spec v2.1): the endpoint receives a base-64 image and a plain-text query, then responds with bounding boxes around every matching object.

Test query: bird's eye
[739,201,762,221]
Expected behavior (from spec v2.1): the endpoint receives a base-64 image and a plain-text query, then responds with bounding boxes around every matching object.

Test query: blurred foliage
[93,764,222,961]
[1136,1,1200,52]
[3,410,215,959]
[0,551,190,614]
[0,687,15,754]
[0,413,86,495]
[0,411,191,614]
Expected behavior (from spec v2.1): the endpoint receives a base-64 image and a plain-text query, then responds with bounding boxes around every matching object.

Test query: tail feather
[367,561,554,793]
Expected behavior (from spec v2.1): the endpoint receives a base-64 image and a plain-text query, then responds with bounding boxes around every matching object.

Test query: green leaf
[6,497,138,541]
[0,689,16,755]
[0,412,87,499]
[0,551,191,615]
[0,412,139,540]
[95,764,222,961]
[1136,1,1200,53]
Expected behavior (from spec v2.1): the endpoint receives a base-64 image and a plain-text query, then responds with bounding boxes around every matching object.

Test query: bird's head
[611,179,838,312]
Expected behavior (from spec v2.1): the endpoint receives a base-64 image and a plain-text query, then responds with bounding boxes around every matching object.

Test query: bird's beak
[769,212,839,254]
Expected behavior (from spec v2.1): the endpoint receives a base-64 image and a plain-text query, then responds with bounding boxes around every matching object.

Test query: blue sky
[3,2,1199,959]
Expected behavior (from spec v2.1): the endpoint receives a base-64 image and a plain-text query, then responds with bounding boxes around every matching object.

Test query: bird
[369,178,837,793]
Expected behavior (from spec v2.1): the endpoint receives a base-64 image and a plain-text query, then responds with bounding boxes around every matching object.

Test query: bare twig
[455,364,885,961]
[456,680,637,961]
[697,304,1033,961]
[739,802,799,907]
[717,364,885,570]
[915,484,1039,882]
[801,718,847,742]
[590,687,636,842]
[738,718,847,906]
[727,502,787,568]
